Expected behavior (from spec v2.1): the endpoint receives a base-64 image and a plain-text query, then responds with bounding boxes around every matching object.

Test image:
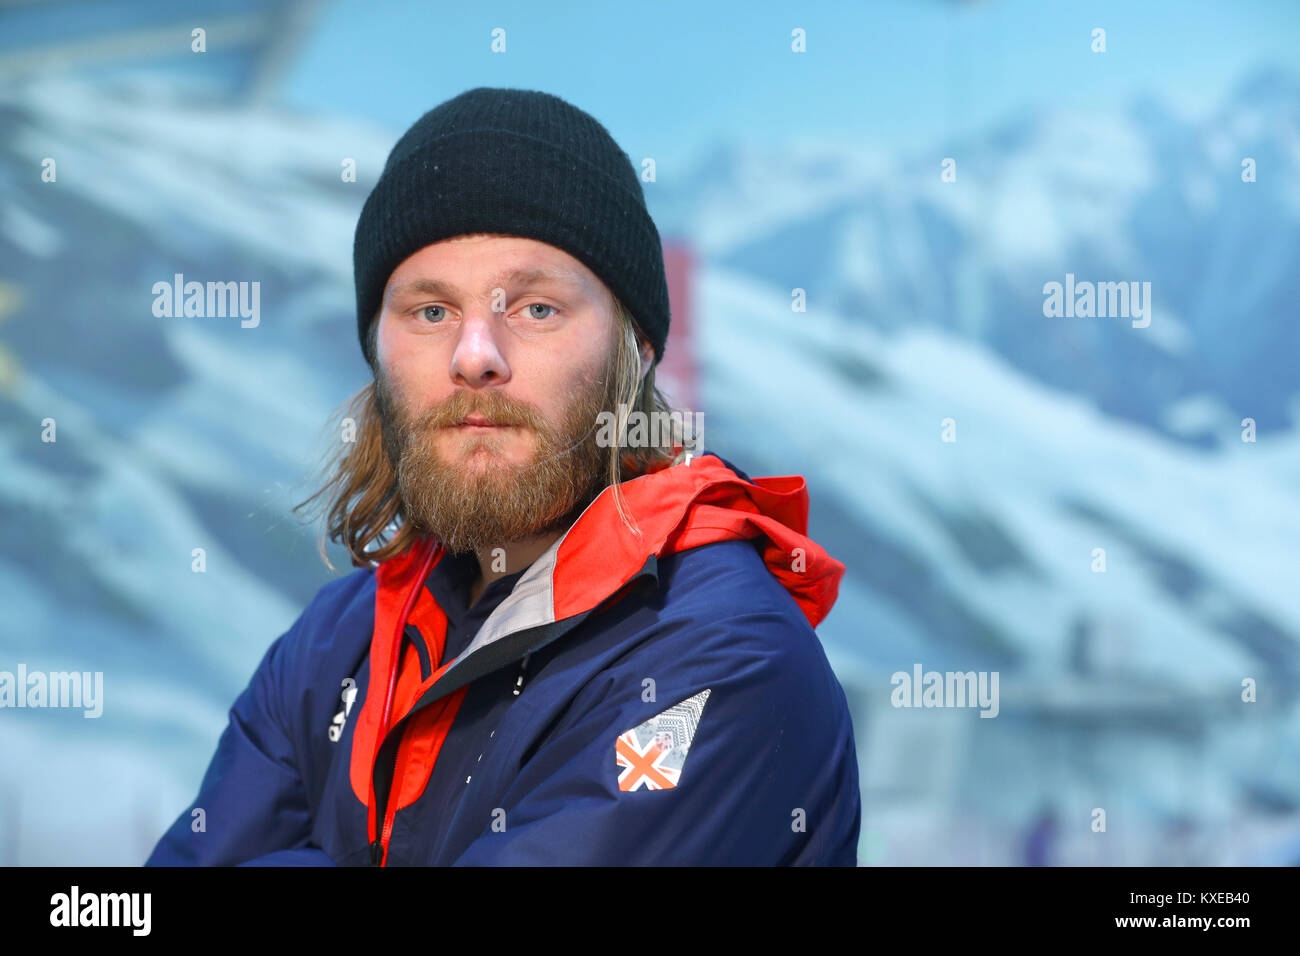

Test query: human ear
[638,336,654,380]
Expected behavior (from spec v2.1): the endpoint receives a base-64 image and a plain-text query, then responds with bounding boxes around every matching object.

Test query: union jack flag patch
[615,688,711,792]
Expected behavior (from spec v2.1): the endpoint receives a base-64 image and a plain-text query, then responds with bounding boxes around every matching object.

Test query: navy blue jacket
[146,454,860,865]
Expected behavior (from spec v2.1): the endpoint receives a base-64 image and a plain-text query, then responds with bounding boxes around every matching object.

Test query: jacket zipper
[369,543,438,867]
[370,655,523,865]
[364,574,625,867]
[512,653,531,696]
[370,735,402,866]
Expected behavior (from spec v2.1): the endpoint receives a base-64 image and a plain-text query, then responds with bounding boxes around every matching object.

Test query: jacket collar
[398,451,844,672]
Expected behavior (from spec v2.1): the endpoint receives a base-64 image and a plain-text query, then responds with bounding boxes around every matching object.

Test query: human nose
[449,306,510,387]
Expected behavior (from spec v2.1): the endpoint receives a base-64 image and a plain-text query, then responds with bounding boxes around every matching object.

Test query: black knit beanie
[352,86,670,367]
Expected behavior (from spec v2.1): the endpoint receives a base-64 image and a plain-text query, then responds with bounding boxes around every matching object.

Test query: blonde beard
[375,355,617,556]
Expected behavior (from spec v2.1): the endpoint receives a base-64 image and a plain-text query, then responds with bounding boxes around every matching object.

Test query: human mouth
[455,414,512,430]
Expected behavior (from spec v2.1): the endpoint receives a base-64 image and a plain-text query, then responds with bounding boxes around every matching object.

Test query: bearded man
[146,87,860,867]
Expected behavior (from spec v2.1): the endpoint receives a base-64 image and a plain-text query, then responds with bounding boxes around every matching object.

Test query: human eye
[521,302,559,321]
[418,305,448,323]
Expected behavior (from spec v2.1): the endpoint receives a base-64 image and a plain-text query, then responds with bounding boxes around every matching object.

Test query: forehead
[384,234,607,300]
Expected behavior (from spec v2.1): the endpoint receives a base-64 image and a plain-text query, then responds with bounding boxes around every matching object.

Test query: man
[146,87,860,866]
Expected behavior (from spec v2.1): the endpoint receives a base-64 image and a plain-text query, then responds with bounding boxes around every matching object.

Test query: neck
[467,530,562,608]
[464,490,605,608]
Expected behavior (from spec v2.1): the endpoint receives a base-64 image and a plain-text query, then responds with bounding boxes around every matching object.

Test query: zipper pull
[512,652,531,696]
[370,839,384,866]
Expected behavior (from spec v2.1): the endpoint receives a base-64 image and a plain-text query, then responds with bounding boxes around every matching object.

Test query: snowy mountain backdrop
[1,67,1298,864]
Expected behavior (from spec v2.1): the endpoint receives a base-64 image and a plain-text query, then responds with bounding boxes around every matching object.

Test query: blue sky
[281,0,1298,165]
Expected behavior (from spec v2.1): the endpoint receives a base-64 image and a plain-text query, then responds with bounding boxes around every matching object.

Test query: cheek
[377,314,432,366]
[554,365,603,419]
[381,335,442,405]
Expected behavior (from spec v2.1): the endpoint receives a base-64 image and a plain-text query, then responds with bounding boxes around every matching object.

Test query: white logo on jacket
[328,677,358,743]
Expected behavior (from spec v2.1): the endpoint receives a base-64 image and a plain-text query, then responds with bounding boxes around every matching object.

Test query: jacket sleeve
[145,621,330,866]
[450,610,861,866]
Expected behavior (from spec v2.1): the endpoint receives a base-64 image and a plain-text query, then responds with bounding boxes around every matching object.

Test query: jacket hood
[549,452,844,628]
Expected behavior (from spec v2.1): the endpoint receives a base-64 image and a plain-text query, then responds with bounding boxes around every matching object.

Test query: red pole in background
[658,237,699,416]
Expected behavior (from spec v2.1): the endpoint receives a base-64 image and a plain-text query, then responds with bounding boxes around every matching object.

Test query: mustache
[407,389,544,431]
[373,362,620,467]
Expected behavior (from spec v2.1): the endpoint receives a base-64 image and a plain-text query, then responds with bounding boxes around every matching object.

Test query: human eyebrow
[488,268,585,293]
[385,277,460,304]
